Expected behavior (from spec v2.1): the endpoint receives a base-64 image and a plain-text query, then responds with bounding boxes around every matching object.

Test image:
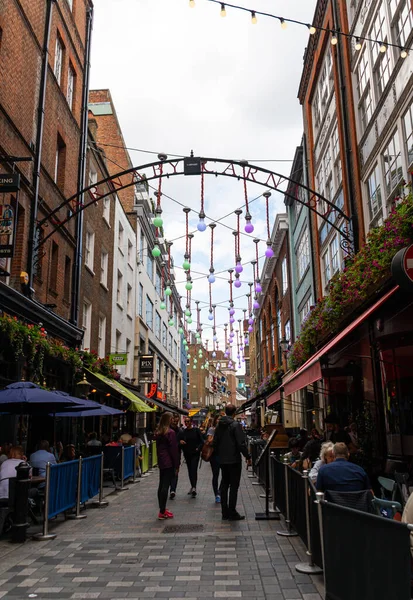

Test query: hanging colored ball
[152,246,161,258]
[185,281,193,291]
[165,286,172,296]
[208,274,215,284]
[197,220,207,232]
[234,280,242,288]
[178,327,184,335]
[253,300,260,309]
[212,351,216,358]
[183,260,191,271]
[185,309,191,317]
[168,319,174,326]
[248,326,253,333]
[235,262,243,274]
[245,222,254,234]
[160,301,166,310]
[153,216,163,228]
[187,317,193,324]
[265,246,274,258]
[255,283,262,294]
[248,317,254,325]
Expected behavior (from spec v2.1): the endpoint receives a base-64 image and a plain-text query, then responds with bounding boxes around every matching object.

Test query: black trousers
[185,454,200,489]
[210,454,220,496]
[158,467,175,513]
[220,462,242,515]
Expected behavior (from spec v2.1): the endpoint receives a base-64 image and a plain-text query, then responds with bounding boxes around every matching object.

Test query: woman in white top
[309,442,334,483]
[0,446,27,499]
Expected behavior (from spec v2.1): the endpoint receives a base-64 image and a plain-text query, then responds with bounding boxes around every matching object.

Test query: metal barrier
[81,455,101,504]
[316,491,411,600]
[123,446,135,480]
[141,445,149,474]
[276,458,298,537]
[152,441,158,467]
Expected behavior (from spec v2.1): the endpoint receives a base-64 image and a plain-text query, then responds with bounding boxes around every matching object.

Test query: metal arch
[35,156,353,250]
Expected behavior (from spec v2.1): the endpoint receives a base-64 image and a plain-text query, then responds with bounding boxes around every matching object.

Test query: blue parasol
[0,382,89,414]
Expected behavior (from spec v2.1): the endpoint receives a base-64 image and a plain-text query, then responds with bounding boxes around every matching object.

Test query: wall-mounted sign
[0,174,20,193]
[108,352,128,365]
[139,355,154,383]
[146,382,167,401]
[392,245,413,290]
[184,156,201,176]
[0,198,18,259]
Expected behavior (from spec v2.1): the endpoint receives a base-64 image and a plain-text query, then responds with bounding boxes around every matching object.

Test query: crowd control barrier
[123,446,135,481]
[141,445,149,474]
[254,434,279,521]
[152,441,158,467]
[33,453,108,541]
[316,492,411,600]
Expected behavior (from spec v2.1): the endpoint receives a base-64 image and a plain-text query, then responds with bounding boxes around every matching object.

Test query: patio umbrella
[0,382,88,414]
[52,405,123,417]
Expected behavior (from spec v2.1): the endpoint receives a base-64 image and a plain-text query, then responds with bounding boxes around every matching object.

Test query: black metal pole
[70,3,94,325]
[27,0,56,292]
[11,462,31,543]
[255,445,280,521]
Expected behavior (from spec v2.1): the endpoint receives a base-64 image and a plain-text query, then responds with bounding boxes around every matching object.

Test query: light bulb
[160,301,166,310]
[185,308,191,317]
[201,365,204,370]
[255,282,262,294]
[265,244,274,258]
[245,220,254,234]
[280,18,287,30]
[401,49,408,58]
[308,24,316,35]
[229,308,235,316]
[248,317,254,325]
[189,0,195,6]
[182,259,191,271]
[355,38,362,51]
[151,245,161,258]
[178,327,184,335]
[185,281,193,291]
[380,42,387,53]
[248,326,253,333]
[168,318,174,327]
[208,312,214,321]
[165,286,172,297]
[234,279,242,288]
[153,216,163,228]
[187,317,193,324]
[251,11,257,24]
[213,335,217,342]
[235,262,243,274]
[208,272,216,284]
[197,217,207,232]
[253,300,260,310]
[212,351,216,358]
[220,3,226,17]
[331,33,338,45]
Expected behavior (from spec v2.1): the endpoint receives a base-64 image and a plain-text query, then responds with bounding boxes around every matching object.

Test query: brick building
[0,0,92,350]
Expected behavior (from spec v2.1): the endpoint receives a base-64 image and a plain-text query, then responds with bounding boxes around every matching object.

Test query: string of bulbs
[188,0,411,58]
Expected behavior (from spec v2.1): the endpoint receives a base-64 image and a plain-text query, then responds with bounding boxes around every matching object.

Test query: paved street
[0,464,323,600]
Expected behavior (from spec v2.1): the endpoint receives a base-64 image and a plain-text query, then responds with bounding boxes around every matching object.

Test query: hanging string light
[182,207,191,271]
[234,208,243,273]
[263,191,274,258]
[242,164,254,233]
[197,165,207,232]
[232,231,242,288]
[208,223,216,283]
[159,260,166,310]
[253,239,262,294]
[208,282,214,321]
[201,0,411,58]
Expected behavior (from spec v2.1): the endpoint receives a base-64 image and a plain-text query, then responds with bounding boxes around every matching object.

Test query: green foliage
[289,190,413,370]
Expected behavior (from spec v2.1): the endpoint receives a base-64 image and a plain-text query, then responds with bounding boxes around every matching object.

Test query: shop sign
[108,352,127,365]
[391,245,413,290]
[146,383,166,400]
[139,355,154,382]
[0,198,18,258]
[0,174,20,193]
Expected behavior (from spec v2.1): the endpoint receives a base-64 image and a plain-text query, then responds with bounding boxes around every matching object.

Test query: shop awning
[236,397,256,414]
[267,388,282,407]
[145,396,189,416]
[86,370,155,413]
[283,285,399,398]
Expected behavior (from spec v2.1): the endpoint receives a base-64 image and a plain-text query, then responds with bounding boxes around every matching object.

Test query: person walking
[154,412,179,520]
[169,414,182,499]
[178,417,203,498]
[206,415,221,503]
[213,404,251,520]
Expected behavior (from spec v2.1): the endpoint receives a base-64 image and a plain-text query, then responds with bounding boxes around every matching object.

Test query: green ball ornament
[168,319,174,326]
[178,327,184,335]
[185,282,193,291]
[182,260,191,271]
[152,245,161,258]
[187,317,193,324]
[153,216,163,228]
[185,309,191,317]
[201,365,204,370]
[194,359,197,364]
[160,301,166,310]
[165,287,172,296]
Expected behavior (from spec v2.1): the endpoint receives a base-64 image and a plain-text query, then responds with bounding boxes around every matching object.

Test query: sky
[90,0,317,371]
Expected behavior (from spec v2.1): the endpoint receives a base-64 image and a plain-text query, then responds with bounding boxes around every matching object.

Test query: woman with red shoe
[154,412,179,520]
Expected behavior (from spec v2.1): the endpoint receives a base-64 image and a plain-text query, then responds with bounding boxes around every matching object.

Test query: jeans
[185,454,200,489]
[158,467,175,513]
[210,454,220,496]
[220,462,242,515]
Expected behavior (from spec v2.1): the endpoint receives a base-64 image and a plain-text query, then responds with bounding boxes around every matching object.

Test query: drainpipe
[331,0,359,253]
[70,3,94,325]
[27,0,57,294]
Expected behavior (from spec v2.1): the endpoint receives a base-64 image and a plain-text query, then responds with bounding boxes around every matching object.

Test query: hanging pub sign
[146,383,166,401]
[0,196,18,259]
[0,174,20,193]
[391,244,413,291]
[139,355,154,383]
[108,353,128,365]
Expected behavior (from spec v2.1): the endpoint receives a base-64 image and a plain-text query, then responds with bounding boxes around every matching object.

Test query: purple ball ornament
[235,262,243,274]
[253,300,260,310]
[255,281,262,294]
[248,325,253,333]
[244,337,248,345]
[230,317,235,324]
[229,308,235,316]
[248,317,254,325]
[242,357,245,362]
[265,243,274,258]
[234,278,242,288]
[245,220,254,234]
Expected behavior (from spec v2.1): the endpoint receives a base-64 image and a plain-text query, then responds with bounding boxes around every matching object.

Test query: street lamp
[280,336,289,357]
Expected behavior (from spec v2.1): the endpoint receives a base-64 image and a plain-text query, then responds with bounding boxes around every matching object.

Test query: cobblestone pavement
[0,462,324,600]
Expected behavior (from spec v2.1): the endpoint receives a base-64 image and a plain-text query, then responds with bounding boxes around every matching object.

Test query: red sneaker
[158,512,168,520]
[164,510,174,518]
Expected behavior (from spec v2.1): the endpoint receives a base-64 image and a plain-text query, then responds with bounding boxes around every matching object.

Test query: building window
[67,63,75,109]
[115,330,121,352]
[356,47,374,132]
[155,270,161,296]
[389,0,413,48]
[54,35,64,85]
[331,235,340,274]
[403,101,413,167]
[55,134,66,188]
[125,338,131,376]
[139,231,145,263]
[117,270,123,306]
[168,333,173,355]
[88,167,97,188]
[155,311,161,339]
[100,250,108,287]
[138,283,143,317]
[82,301,91,349]
[146,296,153,329]
[162,323,167,348]
[174,341,178,361]
[118,222,124,252]
[322,249,331,287]
[98,315,106,358]
[382,132,403,197]
[127,284,132,317]
[146,253,154,280]
[127,240,133,266]
[296,228,310,280]
[284,320,291,344]
[103,197,110,224]
[85,230,94,271]
[281,257,288,295]
[64,255,71,301]
[371,4,391,96]
[66,0,73,9]
[332,125,342,187]
[299,295,313,326]
[49,241,59,292]
[366,165,383,222]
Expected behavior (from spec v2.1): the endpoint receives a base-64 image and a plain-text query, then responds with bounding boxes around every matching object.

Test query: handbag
[201,441,214,462]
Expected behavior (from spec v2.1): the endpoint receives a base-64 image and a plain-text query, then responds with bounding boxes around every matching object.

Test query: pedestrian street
[0,465,323,600]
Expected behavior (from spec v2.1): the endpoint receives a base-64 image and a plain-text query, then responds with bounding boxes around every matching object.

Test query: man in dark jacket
[213,404,251,520]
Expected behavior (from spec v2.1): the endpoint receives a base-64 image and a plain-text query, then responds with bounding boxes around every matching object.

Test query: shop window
[54,35,64,85]
[55,134,66,189]
[67,63,75,110]
[403,101,413,167]
[64,255,71,301]
[49,241,58,292]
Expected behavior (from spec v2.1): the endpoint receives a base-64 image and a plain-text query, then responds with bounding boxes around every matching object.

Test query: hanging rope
[254,240,260,280]
[209,224,215,270]
[228,269,233,302]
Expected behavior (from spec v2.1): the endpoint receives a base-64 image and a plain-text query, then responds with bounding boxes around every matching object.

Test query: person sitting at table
[0,443,12,466]
[61,444,77,462]
[119,430,132,444]
[316,442,371,492]
[283,438,302,469]
[308,442,334,482]
[87,432,102,448]
[0,446,28,500]
[29,440,56,477]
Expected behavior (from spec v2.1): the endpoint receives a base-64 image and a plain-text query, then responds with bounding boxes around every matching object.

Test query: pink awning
[283,285,399,398]
[267,388,282,407]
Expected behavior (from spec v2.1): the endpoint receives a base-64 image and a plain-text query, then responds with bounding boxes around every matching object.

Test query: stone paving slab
[0,464,323,599]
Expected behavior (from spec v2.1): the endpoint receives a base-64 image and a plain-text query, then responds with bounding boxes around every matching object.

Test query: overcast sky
[90,0,317,371]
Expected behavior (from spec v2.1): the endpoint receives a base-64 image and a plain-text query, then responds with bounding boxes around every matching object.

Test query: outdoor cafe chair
[324,489,375,513]
[378,476,397,501]
[371,497,402,520]
[394,472,410,508]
